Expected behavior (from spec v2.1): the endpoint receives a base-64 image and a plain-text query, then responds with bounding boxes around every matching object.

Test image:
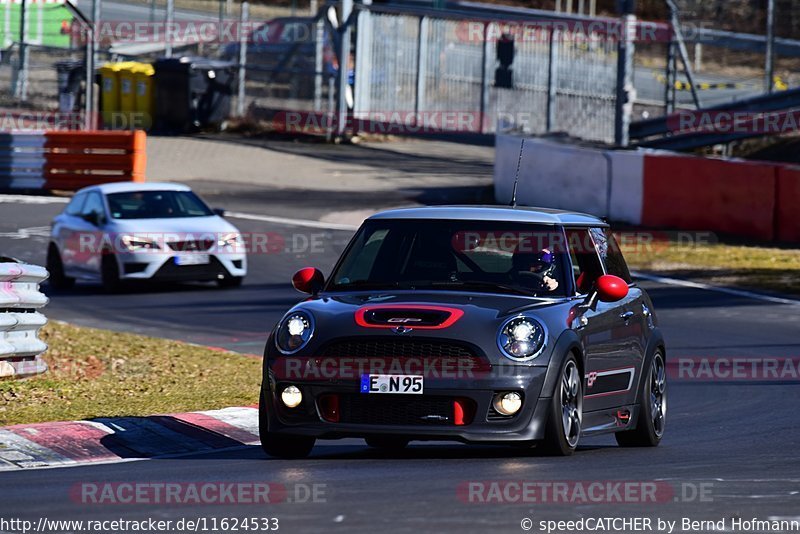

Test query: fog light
[281,385,303,408]
[493,392,522,416]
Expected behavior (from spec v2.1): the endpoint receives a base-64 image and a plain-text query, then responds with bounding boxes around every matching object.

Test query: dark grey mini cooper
[259,206,667,457]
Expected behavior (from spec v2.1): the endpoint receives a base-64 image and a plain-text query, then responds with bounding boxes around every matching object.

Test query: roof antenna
[509,137,525,207]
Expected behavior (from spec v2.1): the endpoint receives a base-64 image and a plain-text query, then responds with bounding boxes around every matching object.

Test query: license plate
[175,253,210,266]
[361,374,423,394]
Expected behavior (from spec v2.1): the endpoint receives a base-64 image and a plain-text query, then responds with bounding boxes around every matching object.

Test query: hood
[105,216,240,235]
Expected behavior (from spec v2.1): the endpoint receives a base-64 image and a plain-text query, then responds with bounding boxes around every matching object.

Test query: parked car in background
[47,183,246,291]
[259,206,667,458]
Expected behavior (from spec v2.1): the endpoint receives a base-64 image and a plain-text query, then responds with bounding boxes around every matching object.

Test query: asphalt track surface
[1,191,799,533]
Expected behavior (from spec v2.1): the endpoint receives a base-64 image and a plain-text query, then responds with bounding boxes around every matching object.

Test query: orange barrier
[776,166,800,243]
[43,130,146,191]
[641,154,777,241]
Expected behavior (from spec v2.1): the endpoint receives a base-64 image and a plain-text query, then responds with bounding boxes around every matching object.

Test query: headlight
[275,311,314,354]
[120,234,160,251]
[497,316,546,361]
[218,232,242,248]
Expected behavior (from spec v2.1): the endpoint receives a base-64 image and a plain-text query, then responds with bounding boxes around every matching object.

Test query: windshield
[327,219,572,297]
[106,191,214,220]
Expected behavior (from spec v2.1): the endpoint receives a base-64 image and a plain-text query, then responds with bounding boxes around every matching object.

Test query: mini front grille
[319,338,477,360]
[167,239,214,252]
[338,394,454,426]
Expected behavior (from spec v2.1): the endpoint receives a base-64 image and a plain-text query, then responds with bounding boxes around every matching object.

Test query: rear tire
[365,436,409,450]
[540,354,583,456]
[46,244,74,290]
[101,253,122,293]
[615,351,667,447]
[258,389,315,459]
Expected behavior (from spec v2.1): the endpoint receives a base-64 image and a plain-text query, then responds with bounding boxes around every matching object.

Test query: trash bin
[118,62,138,129]
[153,56,235,132]
[133,63,155,130]
[99,62,124,128]
[54,60,84,114]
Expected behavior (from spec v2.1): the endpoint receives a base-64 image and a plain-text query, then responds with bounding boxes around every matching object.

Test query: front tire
[46,244,74,290]
[258,389,315,459]
[101,253,122,293]
[217,276,243,288]
[615,351,667,447]
[541,354,583,456]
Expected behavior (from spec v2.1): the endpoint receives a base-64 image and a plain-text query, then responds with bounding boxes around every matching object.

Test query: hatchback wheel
[541,354,582,456]
[615,351,667,447]
[101,253,122,293]
[46,244,74,290]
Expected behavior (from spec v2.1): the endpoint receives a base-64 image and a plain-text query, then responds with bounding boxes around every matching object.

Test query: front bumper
[115,251,247,281]
[261,363,552,443]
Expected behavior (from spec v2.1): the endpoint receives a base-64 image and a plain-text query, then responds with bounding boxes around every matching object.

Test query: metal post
[589,0,596,16]
[665,0,700,109]
[85,23,95,130]
[218,0,224,40]
[614,2,636,147]
[313,12,324,111]
[765,0,775,93]
[91,0,100,70]
[664,38,676,114]
[165,0,174,58]
[237,1,248,117]
[415,16,429,125]
[546,29,558,132]
[149,0,156,23]
[15,0,29,100]
[479,22,490,133]
[336,0,353,137]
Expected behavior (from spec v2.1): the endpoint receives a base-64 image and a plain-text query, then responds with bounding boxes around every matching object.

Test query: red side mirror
[292,267,325,294]
[595,274,629,302]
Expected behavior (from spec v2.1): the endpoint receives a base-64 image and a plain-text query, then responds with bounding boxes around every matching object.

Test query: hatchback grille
[167,239,214,252]
[338,394,454,426]
[319,338,478,359]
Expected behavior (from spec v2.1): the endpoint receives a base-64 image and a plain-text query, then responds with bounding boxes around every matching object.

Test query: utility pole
[765,0,775,92]
[335,0,352,137]
[92,0,101,70]
[614,0,636,147]
[15,0,29,100]
[165,0,174,57]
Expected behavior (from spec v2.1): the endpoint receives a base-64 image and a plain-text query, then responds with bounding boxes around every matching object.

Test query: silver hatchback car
[47,182,247,291]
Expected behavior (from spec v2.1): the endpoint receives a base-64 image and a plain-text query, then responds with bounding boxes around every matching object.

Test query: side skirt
[581,404,639,437]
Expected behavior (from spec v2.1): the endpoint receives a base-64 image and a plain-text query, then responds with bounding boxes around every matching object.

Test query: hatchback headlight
[218,232,242,248]
[120,234,160,251]
[275,311,314,354]
[497,316,546,361]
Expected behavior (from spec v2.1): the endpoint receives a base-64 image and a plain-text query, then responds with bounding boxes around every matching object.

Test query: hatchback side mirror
[594,274,629,303]
[81,212,101,226]
[292,267,325,295]
[213,208,226,217]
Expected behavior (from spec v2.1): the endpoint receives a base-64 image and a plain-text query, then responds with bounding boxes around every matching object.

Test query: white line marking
[225,211,359,231]
[0,194,68,205]
[632,271,800,307]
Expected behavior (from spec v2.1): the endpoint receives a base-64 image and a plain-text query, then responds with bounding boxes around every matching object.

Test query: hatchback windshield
[327,219,572,297]
[106,191,214,219]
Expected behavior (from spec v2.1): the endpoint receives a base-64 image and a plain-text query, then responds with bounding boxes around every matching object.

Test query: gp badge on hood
[354,305,464,331]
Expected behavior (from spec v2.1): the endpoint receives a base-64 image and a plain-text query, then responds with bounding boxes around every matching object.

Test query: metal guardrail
[0,261,49,379]
[630,86,800,150]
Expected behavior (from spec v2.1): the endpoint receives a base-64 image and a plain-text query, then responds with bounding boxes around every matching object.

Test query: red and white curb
[0,406,259,471]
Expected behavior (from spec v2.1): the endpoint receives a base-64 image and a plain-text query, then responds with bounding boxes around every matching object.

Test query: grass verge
[620,235,800,296]
[0,322,262,426]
